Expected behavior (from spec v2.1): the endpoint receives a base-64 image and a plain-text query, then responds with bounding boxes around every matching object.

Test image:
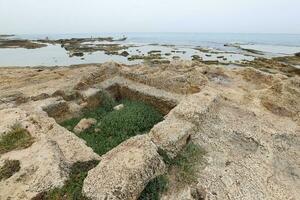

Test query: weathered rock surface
[0,60,299,200]
[82,135,166,200]
[0,106,99,200]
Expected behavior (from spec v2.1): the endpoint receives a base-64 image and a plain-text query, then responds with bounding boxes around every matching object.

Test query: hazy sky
[0,0,299,34]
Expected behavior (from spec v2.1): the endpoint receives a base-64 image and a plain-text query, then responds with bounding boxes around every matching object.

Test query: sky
[0,0,299,34]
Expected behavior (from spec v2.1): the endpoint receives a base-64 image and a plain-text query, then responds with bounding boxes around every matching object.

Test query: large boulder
[82,135,166,200]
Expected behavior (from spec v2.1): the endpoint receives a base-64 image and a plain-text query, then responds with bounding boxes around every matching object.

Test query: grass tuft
[0,123,34,155]
[0,160,21,181]
[170,143,206,184]
[138,175,168,200]
[32,160,99,200]
[140,143,206,199]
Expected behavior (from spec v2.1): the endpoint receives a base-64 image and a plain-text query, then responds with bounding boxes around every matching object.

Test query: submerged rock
[120,51,129,57]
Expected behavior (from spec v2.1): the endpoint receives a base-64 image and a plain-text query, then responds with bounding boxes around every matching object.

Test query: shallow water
[240,44,300,55]
[1,33,299,67]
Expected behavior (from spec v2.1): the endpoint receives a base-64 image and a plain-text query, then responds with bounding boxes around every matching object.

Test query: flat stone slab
[82,135,166,200]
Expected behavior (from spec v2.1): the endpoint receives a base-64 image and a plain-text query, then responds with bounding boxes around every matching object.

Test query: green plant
[140,143,206,199]
[171,143,206,184]
[99,90,116,112]
[78,100,163,155]
[32,160,99,200]
[0,123,34,154]
[138,175,168,200]
[58,99,163,199]
[0,160,21,181]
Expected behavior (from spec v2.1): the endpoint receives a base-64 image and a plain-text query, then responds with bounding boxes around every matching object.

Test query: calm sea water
[1,33,300,67]
[18,32,300,47]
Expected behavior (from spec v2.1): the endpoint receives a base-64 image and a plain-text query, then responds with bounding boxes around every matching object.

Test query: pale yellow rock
[82,135,166,200]
[73,118,97,134]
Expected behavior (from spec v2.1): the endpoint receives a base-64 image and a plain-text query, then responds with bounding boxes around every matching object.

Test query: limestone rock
[261,76,300,121]
[0,107,100,200]
[149,116,195,158]
[73,118,97,134]
[113,104,124,111]
[82,135,166,200]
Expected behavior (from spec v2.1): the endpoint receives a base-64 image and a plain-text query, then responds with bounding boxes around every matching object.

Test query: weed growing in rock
[0,160,21,181]
[32,160,99,200]
[0,123,34,154]
[170,143,206,184]
[138,175,168,200]
[140,143,206,199]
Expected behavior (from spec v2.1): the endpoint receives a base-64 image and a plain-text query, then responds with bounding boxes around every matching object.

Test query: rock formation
[0,59,299,199]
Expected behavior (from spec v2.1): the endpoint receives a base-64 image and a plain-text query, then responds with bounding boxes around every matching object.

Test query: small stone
[113,104,124,111]
[94,128,101,133]
[73,118,97,134]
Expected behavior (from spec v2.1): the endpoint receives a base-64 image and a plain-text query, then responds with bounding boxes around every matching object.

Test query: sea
[1,32,300,67]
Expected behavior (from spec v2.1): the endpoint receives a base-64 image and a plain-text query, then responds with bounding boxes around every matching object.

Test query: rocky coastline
[0,37,300,200]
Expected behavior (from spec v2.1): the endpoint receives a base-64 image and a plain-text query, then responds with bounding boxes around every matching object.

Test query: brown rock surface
[0,60,299,200]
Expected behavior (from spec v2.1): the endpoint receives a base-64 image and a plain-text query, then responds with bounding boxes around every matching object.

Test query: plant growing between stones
[48,99,163,198]
[138,175,168,200]
[32,160,99,200]
[140,143,206,199]
[61,99,163,156]
[0,122,34,154]
[0,160,21,181]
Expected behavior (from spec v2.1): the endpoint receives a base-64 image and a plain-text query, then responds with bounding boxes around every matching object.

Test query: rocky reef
[0,58,299,199]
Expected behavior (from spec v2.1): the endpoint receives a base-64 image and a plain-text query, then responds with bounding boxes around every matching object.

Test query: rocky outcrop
[1,61,300,200]
[0,106,99,200]
[261,76,300,121]
[82,135,166,200]
[119,62,208,94]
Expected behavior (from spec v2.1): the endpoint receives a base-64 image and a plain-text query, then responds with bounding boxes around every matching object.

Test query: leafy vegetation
[61,99,163,156]
[0,123,34,154]
[138,175,168,200]
[140,143,206,199]
[0,160,21,181]
[32,160,99,200]
[52,98,163,199]
[56,96,164,199]
[170,143,206,184]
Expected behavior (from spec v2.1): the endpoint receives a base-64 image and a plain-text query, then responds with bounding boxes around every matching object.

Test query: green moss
[32,160,98,200]
[0,160,21,181]
[0,123,34,155]
[138,175,168,200]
